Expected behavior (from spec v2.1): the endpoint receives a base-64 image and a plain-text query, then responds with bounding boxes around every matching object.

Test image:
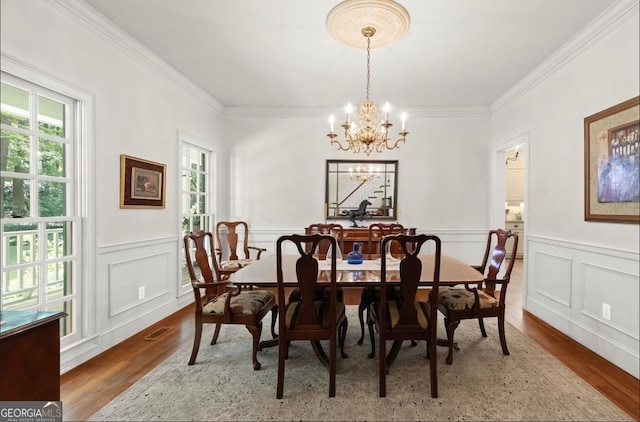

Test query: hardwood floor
[60,259,639,421]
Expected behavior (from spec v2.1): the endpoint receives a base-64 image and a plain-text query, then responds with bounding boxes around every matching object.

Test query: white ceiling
[81,0,618,110]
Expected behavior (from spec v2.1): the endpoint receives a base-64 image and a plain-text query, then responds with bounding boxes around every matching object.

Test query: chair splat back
[356,223,406,346]
[368,223,405,257]
[276,234,348,398]
[482,229,517,295]
[214,221,265,276]
[305,223,345,256]
[372,233,442,398]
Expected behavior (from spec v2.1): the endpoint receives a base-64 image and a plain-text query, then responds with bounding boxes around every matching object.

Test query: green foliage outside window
[1,113,66,219]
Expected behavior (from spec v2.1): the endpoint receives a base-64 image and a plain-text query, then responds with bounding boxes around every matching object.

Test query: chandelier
[327,26,408,156]
[349,163,378,183]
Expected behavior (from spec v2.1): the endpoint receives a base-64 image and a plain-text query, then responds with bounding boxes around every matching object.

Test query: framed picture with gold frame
[119,154,166,209]
[584,96,639,223]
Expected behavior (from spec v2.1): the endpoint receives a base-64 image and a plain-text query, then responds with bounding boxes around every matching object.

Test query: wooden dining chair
[367,233,442,398]
[356,223,406,345]
[183,230,277,370]
[215,221,266,276]
[304,223,345,258]
[287,223,346,304]
[437,229,518,365]
[275,234,348,398]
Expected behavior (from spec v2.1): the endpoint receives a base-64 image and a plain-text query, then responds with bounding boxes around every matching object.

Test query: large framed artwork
[584,96,639,223]
[120,154,167,209]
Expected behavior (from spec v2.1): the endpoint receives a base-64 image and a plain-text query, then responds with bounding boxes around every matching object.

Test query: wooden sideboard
[0,310,66,400]
[312,226,416,257]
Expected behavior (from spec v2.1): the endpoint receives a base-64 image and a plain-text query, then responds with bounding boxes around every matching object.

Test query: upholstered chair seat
[370,300,430,329]
[438,288,498,311]
[219,258,255,272]
[203,290,275,315]
[285,300,346,330]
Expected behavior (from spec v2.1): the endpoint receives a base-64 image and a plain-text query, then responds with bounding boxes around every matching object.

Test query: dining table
[231,253,484,351]
[231,253,483,287]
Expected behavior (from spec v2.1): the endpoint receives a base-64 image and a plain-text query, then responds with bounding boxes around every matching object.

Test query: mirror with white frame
[325,160,398,222]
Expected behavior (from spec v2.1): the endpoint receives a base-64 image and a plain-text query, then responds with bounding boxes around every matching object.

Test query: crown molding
[50,0,225,116]
[491,0,639,112]
[223,105,490,119]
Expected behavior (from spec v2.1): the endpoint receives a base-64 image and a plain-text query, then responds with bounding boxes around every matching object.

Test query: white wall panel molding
[108,252,172,317]
[51,0,224,115]
[98,235,179,254]
[96,238,179,330]
[491,0,639,112]
[531,251,572,307]
[527,234,639,258]
[581,263,639,338]
[526,235,639,377]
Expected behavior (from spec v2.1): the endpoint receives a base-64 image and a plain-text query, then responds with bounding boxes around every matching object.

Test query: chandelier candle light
[326,0,411,156]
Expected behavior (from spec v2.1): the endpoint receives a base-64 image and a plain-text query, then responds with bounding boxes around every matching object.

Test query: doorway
[495,135,528,310]
[505,144,525,260]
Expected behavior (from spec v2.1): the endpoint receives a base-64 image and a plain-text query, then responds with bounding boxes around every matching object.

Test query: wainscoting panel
[526,235,639,378]
[108,252,171,317]
[531,251,572,308]
[582,263,639,338]
[61,236,186,372]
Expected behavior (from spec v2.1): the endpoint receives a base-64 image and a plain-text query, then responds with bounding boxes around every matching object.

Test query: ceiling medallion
[326,0,410,49]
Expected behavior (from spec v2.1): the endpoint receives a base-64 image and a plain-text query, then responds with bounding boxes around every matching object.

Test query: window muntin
[180,140,215,287]
[1,76,78,339]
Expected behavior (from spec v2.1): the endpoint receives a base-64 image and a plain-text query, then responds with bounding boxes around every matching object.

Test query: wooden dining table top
[230,254,483,287]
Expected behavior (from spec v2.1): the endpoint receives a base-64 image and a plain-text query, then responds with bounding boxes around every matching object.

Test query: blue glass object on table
[347,242,364,264]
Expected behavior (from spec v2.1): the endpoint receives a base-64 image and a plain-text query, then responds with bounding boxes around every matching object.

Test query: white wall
[221,112,494,264]
[223,113,492,227]
[1,0,225,370]
[491,5,639,377]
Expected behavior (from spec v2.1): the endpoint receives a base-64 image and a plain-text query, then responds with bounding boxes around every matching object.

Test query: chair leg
[445,318,460,365]
[277,335,286,398]
[367,314,376,359]
[478,317,488,337]
[246,323,263,370]
[379,327,386,398]
[188,318,203,365]
[270,306,278,339]
[210,323,221,345]
[329,327,337,398]
[429,336,438,398]
[498,314,510,356]
[357,301,367,345]
[386,340,402,370]
[339,317,348,358]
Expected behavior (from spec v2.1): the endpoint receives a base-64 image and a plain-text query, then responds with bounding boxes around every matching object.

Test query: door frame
[493,132,528,306]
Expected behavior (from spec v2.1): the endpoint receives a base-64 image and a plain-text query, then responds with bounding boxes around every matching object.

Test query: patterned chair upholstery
[438,228,518,365]
[184,230,277,370]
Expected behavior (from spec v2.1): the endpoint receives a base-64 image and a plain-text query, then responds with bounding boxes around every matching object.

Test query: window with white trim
[180,137,215,287]
[1,74,81,341]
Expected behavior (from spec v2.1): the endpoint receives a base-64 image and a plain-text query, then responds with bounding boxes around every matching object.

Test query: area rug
[88,307,632,421]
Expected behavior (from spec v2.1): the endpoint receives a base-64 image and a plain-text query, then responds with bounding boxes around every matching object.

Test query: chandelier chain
[366,35,371,101]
